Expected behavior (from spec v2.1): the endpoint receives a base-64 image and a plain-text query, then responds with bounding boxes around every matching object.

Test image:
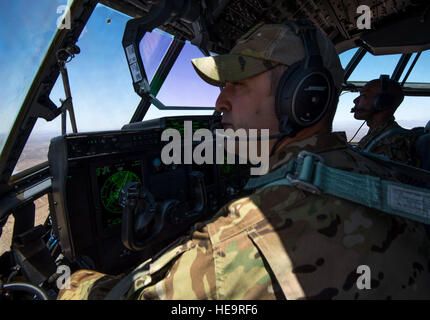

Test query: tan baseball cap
[191,23,344,90]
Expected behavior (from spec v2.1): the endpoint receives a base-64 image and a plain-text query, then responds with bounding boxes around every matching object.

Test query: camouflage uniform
[357,116,421,167]
[59,132,430,300]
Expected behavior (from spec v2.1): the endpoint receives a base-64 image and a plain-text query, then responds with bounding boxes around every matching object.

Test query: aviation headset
[275,20,337,137]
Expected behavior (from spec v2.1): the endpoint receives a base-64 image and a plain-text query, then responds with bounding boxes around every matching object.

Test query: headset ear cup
[373,94,382,111]
[276,63,334,131]
[373,74,395,112]
[275,21,336,137]
[373,93,394,112]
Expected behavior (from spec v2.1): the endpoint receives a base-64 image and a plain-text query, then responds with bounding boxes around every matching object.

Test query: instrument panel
[49,116,250,274]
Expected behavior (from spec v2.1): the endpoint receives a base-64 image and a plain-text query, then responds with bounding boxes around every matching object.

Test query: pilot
[351,77,421,167]
[58,22,430,300]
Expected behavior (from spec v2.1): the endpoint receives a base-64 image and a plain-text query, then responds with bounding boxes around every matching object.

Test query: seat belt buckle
[287,150,324,195]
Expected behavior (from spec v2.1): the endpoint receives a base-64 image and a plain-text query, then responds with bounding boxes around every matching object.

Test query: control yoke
[119,171,207,251]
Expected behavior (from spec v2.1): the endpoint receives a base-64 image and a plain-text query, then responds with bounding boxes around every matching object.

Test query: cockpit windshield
[0,0,75,158]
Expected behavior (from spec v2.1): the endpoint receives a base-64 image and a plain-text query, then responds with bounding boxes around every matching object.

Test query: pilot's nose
[353,95,359,105]
[215,89,232,114]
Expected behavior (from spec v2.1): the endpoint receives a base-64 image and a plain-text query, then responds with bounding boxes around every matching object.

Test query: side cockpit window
[333,49,430,146]
[143,42,220,121]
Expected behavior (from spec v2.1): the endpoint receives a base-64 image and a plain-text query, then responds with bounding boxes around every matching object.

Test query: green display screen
[96,160,142,228]
[166,120,210,137]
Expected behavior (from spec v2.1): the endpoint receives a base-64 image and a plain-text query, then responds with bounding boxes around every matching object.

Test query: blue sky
[0,1,67,133]
[1,0,430,152]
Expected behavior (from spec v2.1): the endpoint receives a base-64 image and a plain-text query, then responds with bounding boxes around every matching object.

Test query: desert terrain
[13,132,54,173]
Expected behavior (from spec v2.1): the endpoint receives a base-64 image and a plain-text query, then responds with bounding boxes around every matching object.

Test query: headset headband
[380,74,389,93]
[284,20,323,69]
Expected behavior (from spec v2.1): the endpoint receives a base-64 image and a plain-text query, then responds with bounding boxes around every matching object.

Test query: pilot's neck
[273,121,330,153]
[366,113,393,132]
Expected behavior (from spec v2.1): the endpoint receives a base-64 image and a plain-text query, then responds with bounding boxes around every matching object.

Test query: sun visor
[360,16,430,55]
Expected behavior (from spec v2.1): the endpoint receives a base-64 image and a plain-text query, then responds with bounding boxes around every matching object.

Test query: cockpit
[0,0,430,300]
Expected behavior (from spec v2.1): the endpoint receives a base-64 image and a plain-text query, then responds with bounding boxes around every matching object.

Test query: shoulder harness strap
[244,150,430,225]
